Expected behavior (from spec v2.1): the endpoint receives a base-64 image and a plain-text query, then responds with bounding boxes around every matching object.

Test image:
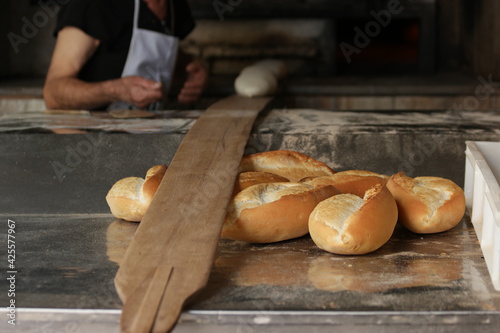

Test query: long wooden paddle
[115,95,273,333]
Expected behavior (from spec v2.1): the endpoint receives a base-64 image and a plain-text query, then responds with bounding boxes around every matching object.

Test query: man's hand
[111,76,163,109]
[177,60,208,105]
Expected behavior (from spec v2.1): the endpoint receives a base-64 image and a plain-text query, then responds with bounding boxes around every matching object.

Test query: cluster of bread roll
[234,59,287,97]
[105,150,466,255]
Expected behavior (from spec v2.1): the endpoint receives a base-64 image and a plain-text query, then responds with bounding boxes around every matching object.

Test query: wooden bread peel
[115,95,273,333]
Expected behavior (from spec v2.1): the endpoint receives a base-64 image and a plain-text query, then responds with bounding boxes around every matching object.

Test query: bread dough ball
[234,65,278,97]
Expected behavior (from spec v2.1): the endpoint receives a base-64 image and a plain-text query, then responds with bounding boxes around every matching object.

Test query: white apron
[108,0,179,110]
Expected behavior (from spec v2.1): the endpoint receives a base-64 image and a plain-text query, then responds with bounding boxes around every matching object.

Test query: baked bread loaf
[386,172,466,234]
[106,165,167,222]
[303,170,389,197]
[240,150,335,182]
[308,184,398,255]
[222,182,339,243]
[233,171,289,196]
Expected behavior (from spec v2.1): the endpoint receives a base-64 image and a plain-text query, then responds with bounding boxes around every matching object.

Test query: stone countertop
[1,107,500,134]
[0,108,499,332]
[2,73,499,112]
[0,72,497,98]
[1,108,500,184]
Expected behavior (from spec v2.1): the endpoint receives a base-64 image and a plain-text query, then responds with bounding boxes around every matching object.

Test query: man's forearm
[43,77,118,110]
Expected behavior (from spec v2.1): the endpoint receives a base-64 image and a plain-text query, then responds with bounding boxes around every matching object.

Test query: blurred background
[0,0,499,111]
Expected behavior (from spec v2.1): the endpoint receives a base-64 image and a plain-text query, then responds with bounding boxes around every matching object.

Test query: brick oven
[179,0,500,110]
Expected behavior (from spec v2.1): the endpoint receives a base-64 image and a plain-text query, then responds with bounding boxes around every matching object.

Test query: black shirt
[55,0,195,83]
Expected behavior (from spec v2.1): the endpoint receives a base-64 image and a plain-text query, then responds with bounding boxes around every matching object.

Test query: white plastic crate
[464,141,500,291]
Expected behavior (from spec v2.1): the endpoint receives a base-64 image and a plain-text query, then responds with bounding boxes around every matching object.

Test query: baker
[43,0,207,111]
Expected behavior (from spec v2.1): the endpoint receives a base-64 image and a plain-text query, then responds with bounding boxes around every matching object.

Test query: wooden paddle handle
[115,95,273,332]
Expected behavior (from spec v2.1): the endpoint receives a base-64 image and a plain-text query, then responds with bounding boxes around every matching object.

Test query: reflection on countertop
[101,213,498,313]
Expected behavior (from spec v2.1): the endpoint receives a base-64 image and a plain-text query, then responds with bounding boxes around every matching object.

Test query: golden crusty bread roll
[222,182,340,243]
[386,172,466,234]
[240,150,335,182]
[308,184,398,255]
[142,164,168,203]
[106,165,167,222]
[232,171,290,196]
[303,170,389,197]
